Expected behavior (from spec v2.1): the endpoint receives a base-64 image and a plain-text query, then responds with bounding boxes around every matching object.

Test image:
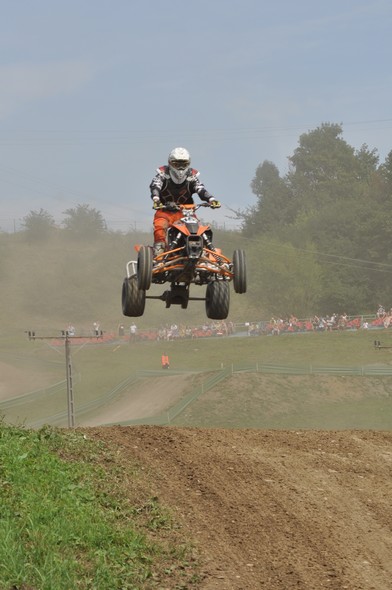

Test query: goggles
[170,159,190,169]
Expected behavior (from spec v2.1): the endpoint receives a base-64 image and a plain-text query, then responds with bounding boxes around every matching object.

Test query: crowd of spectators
[248,312,357,336]
[54,305,392,346]
[246,306,392,336]
[127,307,389,342]
[136,320,235,341]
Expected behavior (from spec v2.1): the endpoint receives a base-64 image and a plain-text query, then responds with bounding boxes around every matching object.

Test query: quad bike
[122,202,246,320]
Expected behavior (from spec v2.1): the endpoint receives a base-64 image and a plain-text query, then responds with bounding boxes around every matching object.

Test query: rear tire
[233,249,247,294]
[205,281,230,320]
[122,277,146,317]
[137,246,153,291]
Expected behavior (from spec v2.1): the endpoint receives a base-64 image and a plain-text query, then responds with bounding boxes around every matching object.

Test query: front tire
[205,281,230,320]
[122,277,146,317]
[233,249,247,294]
[137,245,153,291]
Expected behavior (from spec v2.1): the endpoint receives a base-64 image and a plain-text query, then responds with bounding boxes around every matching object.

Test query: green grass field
[1,328,392,429]
[2,325,389,370]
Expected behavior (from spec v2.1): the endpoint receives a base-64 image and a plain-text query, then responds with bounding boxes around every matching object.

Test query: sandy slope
[86,425,392,590]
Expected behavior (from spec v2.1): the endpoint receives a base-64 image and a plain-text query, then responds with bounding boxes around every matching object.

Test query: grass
[171,372,392,430]
[0,422,200,590]
[2,328,392,427]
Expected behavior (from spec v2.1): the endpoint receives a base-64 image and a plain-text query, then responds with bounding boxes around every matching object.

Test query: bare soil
[85,425,392,590]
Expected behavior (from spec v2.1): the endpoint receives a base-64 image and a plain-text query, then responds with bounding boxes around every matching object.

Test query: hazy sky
[1,0,391,232]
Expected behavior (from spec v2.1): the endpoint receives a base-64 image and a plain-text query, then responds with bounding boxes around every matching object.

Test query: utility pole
[64,332,75,427]
[26,330,100,428]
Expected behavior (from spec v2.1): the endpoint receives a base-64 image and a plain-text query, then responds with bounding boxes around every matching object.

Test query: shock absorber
[202,232,216,251]
[203,232,225,264]
[169,232,182,249]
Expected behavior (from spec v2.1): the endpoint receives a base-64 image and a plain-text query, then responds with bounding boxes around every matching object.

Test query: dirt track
[80,374,194,425]
[86,425,392,590]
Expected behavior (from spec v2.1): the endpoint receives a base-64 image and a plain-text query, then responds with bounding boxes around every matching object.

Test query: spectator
[129,322,138,341]
[170,323,179,338]
[161,353,170,369]
[377,304,386,319]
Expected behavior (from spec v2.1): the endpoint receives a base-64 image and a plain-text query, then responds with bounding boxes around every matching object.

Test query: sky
[0,0,391,233]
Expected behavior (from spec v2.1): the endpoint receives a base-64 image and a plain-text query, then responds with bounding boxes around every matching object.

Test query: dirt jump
[85,425,392,590]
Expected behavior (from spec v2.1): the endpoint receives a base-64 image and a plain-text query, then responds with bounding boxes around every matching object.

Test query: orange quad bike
[122,203,246,320]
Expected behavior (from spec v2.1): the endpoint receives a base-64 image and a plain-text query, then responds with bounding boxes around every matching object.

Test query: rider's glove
[209,197,221,209]
[165,201,179,212]
[152,196,161,210]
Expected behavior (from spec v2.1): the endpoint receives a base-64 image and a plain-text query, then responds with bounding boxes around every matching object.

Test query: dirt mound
[85,425,392,590]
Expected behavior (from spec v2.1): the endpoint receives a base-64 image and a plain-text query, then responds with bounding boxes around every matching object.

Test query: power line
[240,234,392,273]
[0,118,391,145]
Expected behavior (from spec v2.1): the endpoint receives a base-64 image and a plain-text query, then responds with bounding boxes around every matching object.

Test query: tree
[378,149,392,189]
[245,123,392,313]
[354,144,379,182]
[287,122,362,213]
[240,161,294,237]
[243,123,365,239]
[21,209,55,241]
[253,161,294,232]
[62,204,107,239]
[246,236,323,316]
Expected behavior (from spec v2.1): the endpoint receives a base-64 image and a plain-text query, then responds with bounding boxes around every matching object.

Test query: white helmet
[168,147,191,184]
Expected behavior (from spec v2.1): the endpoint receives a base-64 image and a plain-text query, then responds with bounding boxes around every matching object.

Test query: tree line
[20,204,107,240]
[237,122,392,316]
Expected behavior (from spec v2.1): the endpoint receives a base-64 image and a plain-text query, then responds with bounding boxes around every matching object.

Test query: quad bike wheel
[137,245,153,291]
[205,280,230,320]
[122,276,146,317]
[233,249,247,294]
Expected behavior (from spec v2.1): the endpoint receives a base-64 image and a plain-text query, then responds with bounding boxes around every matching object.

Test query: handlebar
[153,202,219,212]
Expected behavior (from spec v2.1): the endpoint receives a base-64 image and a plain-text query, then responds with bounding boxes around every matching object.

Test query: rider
[149,147,220,255]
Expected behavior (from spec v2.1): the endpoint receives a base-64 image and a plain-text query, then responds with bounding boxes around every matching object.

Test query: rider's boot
[153,242,166,257]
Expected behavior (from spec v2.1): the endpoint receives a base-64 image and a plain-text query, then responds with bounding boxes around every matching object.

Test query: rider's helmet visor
[170,159,190,170]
